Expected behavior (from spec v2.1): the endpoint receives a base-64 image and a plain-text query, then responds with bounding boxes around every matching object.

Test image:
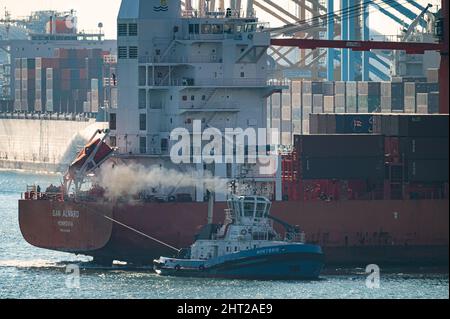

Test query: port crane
[271,0,449,114]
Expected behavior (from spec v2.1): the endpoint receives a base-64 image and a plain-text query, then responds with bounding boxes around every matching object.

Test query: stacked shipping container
[307,113,449,183]
[13,48,115,113]
[285,114,448,202]
[269,80,440,136]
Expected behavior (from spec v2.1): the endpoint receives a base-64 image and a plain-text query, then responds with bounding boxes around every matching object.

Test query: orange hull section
[19,200,113,252]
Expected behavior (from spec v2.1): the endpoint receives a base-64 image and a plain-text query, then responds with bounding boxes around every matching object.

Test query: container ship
[0,9,117,172]
[18,0,449,267]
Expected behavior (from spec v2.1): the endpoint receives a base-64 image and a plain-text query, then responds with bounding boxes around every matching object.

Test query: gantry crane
[271,0,449,114]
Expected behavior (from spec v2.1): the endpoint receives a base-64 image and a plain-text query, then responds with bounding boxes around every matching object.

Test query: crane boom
[402,3,433,42]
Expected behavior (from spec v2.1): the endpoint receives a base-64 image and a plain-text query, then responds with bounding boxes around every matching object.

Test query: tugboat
[153,195,324,280]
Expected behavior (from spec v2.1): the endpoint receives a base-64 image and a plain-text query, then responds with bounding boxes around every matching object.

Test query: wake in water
[0,259,65,269]
[0,259,155,272]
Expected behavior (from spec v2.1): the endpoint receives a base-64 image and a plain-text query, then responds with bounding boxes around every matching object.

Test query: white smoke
[96,163,228,199]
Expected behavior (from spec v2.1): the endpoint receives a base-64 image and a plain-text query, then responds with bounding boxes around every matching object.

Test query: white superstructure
[111,0,284,201]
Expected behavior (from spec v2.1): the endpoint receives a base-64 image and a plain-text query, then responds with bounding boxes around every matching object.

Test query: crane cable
[275,0,411,35]
[290,0,405,27]
[77,201,181,253]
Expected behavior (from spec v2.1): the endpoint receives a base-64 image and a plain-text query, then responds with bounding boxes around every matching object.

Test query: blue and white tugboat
[153,195,324,280]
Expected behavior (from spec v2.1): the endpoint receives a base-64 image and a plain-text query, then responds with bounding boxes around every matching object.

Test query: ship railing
[23,191,64,201]
[285,231,306,243]
[181,9,243,19]
[139,55,223,64]
[0,111,91,122]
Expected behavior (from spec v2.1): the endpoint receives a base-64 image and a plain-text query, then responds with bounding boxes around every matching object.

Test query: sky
[0,0,442,39]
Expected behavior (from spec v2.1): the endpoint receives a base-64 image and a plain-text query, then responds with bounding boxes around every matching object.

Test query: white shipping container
[346,82,357,96]
[426,68,439,83]
[404,96,416,113]
[335,81,346,95]
[302,93,312,108]
[312,94,323,107]
[324,96,334,113]
[404,82,416,97]
[416,93,428,106]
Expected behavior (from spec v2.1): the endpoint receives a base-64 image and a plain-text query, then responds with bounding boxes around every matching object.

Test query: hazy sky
[1,0,442,39]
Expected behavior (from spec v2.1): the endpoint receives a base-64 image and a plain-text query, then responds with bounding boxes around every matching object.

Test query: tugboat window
[255,203,266,218]
[243,201,254,217]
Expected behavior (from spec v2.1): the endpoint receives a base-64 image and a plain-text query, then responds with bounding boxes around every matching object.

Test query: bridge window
[109,113,116,130]
[201,24,211,34]
[224,24,234,34]
[129,24,138,36]
[139,114,147,131]
[211,24,223,34]
[118,46,127,59]
[118,24,127,37]
[189,24,200,34]
[129,46,138,59]
[138,89,146,109]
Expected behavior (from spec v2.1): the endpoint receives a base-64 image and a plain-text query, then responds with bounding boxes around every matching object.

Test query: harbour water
[0,170,448,299]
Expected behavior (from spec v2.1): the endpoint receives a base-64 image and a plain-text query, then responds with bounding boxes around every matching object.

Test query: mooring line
[79,202,181,253]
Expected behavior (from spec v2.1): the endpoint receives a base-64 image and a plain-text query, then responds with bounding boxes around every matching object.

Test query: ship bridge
[227,195,272,223]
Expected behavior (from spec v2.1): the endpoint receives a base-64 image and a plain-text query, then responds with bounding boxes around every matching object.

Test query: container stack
[296,134,385,180]
[391,82,405,112]
[45,68,63,112]
[346,82,358,113]
[13,59,22,111]
[334,81,346,113]
[282,90,292,145]
[20,58,36,112]
[291,81,302,135]
[302,81,312,133]
[381,82,392,112]
[426,68,439,83]
[271,92,281,133]
[35,58,60,112]
[404,82,416,113]
[416,93,428,114]
[358,82,381,113]
[13,48,114,114]
[322,82,334,113]
[311,82,323,114]
[268,80,440,136]
[428,92,439,114]
[310,113,375,134]
[397,117,449,183]
[309,114,449,137]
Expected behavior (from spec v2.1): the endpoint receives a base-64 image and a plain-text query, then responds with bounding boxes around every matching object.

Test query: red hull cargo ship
[17,0,449,267]
[18,114,449,267]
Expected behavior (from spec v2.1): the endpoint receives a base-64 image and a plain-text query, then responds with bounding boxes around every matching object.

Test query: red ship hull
[18,199,449,266]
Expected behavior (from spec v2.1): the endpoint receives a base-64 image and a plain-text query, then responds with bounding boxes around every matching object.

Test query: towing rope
[79,202,181,253]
